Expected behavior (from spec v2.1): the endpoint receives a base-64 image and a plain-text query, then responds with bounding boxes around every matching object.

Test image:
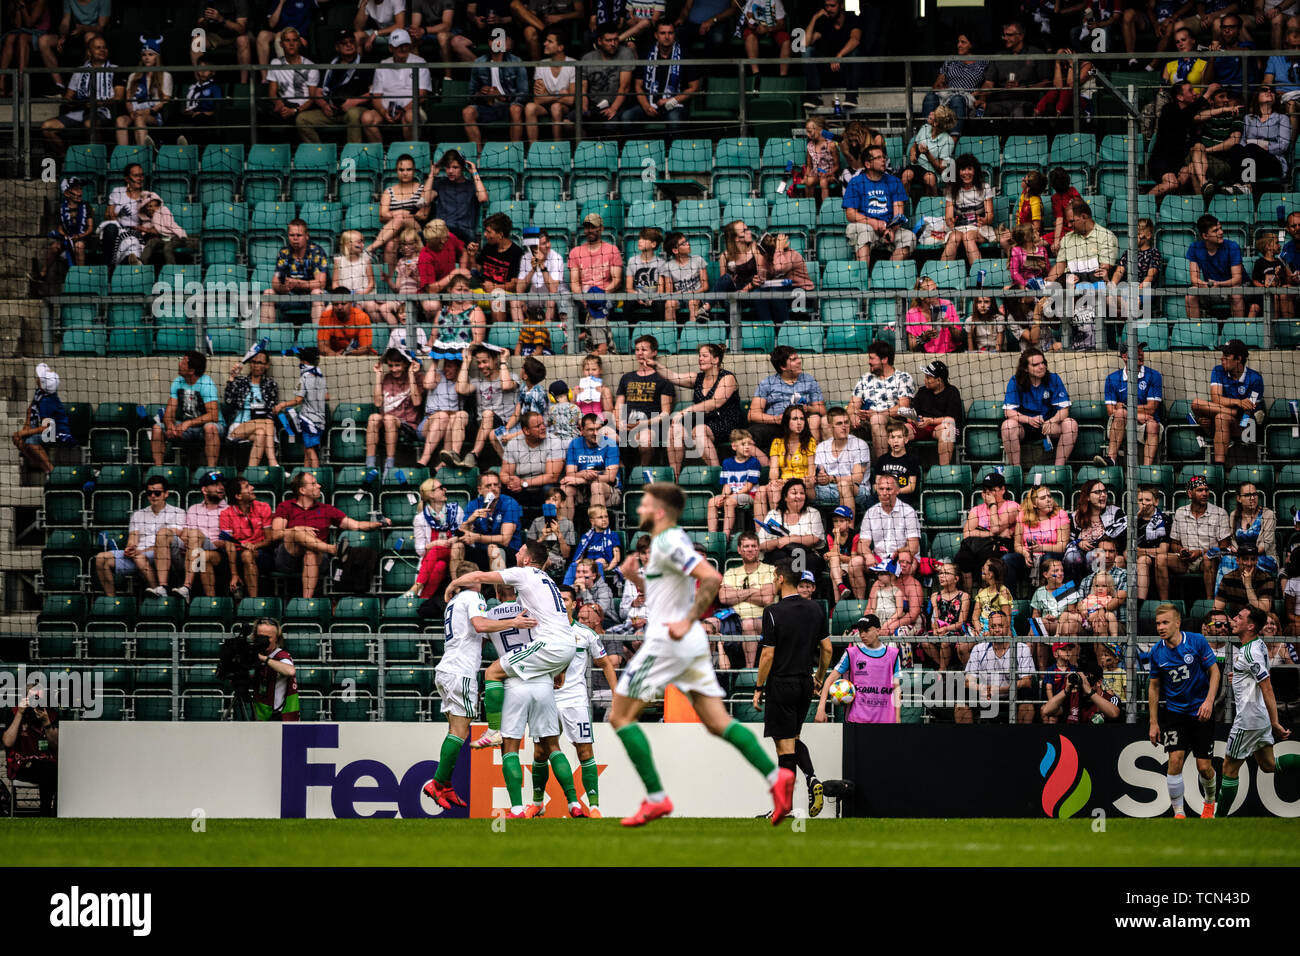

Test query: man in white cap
[360,28,431,142]
[11,364,76,475]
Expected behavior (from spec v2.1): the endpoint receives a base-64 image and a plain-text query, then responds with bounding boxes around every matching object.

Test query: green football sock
[580,758,600,807]
[484,680,504,732]
[432,734,464,784]
[1201,772,1218,804]
[503,752,523,809]
[1278,754,1300,773]
[1217,776,1239,817]
[531,759,549,803]
[616,723,663,795]
[722,720,776,778]
[549,752,579,803]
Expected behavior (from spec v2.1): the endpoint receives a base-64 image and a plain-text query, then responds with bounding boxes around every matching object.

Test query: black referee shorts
[763,675,814,740]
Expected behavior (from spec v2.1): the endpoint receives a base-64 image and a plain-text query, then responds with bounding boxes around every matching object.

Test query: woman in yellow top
[1161,29,1210,94]
[762,405,816,517]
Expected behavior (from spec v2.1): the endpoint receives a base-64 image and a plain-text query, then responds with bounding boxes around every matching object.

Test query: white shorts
[502,637,576,682]
[501,677,560,740]
[615,641,726,703]
[1226,723,1274,761]
[558,702,594,744]
[434,670,478,720]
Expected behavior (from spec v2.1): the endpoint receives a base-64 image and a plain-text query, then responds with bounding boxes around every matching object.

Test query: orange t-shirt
[317,305,372,354]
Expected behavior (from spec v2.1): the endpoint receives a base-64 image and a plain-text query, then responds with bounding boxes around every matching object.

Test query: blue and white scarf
[644,42,683,99]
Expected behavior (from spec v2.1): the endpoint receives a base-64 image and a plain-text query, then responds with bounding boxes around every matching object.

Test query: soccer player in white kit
[422,561,540,810]
[521,584,619,817]
[443,540,583,817]
[1216,605,1299,815]
[610,483,793,827]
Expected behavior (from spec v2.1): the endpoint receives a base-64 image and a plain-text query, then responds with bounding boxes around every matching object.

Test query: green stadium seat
[533,199,579,240]
[1097,135,1138,200]
[618,140,667,203]
[768,197,815,245]
[1048,133,1097,189]
[1132,464,1176,507]
[338,143,382,205]
[999,135,1048,193]
[109,144,152,178]
[64,144,107,198]
[299,202,343,256]
[1169,321,1220,350]
[88,595,136,632]
[37,594,88,634]
[830,599,868,637]
[776,321,823,352]
[284,596,330,633]
[967,259,1009,289]
[290,142,337,202]
[919,259,967,291]
[929,531,962,562]
[199,144,244,205]
[523,141,571,201]
[89,399,135,463]
[1266,399,1300,460]
[384,141,431,180]
[182,597,234,636]
[741,320,777,354]
[667,139,714,176]
[154,144,199,203]
[974,465,1023,500]
[202,201,247,264]
[243,143,291,203]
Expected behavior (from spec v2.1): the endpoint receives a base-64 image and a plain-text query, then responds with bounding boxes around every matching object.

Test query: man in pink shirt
[155,471,228,602]
[568,212,623,351]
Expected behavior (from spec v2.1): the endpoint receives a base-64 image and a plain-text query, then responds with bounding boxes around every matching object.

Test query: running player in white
[611,483,793,827]
[522,585,619,817]
[444,540,583,818]
[422,561,538,810]
[1217,605,1299,815]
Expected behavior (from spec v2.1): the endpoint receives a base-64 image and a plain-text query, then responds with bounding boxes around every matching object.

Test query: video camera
[216,621,273,720]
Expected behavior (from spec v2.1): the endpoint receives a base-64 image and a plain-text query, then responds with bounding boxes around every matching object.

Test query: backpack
[332,544,379,594]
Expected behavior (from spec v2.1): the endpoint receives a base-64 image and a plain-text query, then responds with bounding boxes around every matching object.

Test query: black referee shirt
[760,595,827,678]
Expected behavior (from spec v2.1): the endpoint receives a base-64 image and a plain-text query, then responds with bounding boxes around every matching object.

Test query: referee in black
[754,564,831,816]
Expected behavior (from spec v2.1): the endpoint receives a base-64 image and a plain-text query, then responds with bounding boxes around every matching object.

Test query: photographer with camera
[249,618,299,721]
[1041,640,1121,724]
[3,680,58,815]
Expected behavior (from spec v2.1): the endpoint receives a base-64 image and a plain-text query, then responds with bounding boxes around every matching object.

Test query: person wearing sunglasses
[93,477,187,598]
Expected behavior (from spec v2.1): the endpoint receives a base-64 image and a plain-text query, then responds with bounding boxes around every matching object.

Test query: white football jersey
[643,526,708,657]
[436,589,487,679]
[1231,637,1272,731]
[486,600,535,660]
[555,621,608,707]
[498,566,575,648]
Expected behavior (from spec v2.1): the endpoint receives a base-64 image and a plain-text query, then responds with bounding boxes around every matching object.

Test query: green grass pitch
[7,818,1299,866]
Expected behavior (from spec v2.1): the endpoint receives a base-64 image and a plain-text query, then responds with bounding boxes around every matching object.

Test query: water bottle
[643,469,654,485]
[782,278,794,287]
[1042,432,1054,453]
[777,160,793,195]
[976,269,986,289]
[833,94,842,117]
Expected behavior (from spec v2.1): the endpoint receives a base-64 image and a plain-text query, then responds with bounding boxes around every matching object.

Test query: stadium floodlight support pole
[1125,84,1140,724]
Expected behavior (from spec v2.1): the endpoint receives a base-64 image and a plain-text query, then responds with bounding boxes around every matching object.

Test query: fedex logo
[279,724,470,819]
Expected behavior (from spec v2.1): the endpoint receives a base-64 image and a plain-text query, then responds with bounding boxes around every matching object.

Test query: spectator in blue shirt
[1191,338,1265,464]
[843,145,916,265]
[747,345,828,451]
[1204,13,1257,96]
[1185,215,1244,319]
[12,363,77,475]
[151,350,224,468]
[453,470,523,572]
[1001,348,1078,467]
[1280,210,1300,274]
[1096,342,1163,468]
[560,413,621,520]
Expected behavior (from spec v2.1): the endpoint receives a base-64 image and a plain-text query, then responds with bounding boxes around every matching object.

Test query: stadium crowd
[15,0,1300,727]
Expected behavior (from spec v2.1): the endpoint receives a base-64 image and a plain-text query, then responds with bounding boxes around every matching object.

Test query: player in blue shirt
[1000,348,1078,467]
[842,146,916,266]
[1190,338,1265,465]
[1096,342,1163,468]
[1148,603,1221,818]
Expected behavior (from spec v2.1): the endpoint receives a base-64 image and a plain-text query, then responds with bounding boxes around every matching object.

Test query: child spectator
[900,105,955,200]
[526,485,575,575]
[513,226,564,336]
[335,229,396,325]
[365,348,422,479]
[662,231,710,324]
[1111,218,1163,319]
[12,363,76,474]
[871,420,921,509]
[1079,571,1119,637]
[709,428,761,537]
[497,356,548,450]
[434,274,487,347]
[116,37,172,148]
[564,505,621,585]
[138,195,188,265]
[454,344,517,469]
[575,353,616,437]
[1004,170,1046,248]
[1029,558,1082,640]
[179,58,223,145]
[1250,231,1294,319]
[1006,222,1051,323]
[388,224,424,300]
[40,177,92,281]
[968,295,1009,352]
[1044,166,1083,253]
[274,347,328,468]
[625,227,667,323]
[546,380,582,445]
[904,276,961,353]
[973,558,1015,634]
[826,505,860,600]
[927,560,971,668]
[802,115,841,205]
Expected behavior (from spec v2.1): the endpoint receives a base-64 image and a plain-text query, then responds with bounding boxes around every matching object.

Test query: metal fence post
[1124,84,1140,724]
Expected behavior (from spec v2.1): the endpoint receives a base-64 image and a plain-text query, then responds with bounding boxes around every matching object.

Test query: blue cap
[832,505,854,520]
[585,286,608,319]
[800,570,816,583]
